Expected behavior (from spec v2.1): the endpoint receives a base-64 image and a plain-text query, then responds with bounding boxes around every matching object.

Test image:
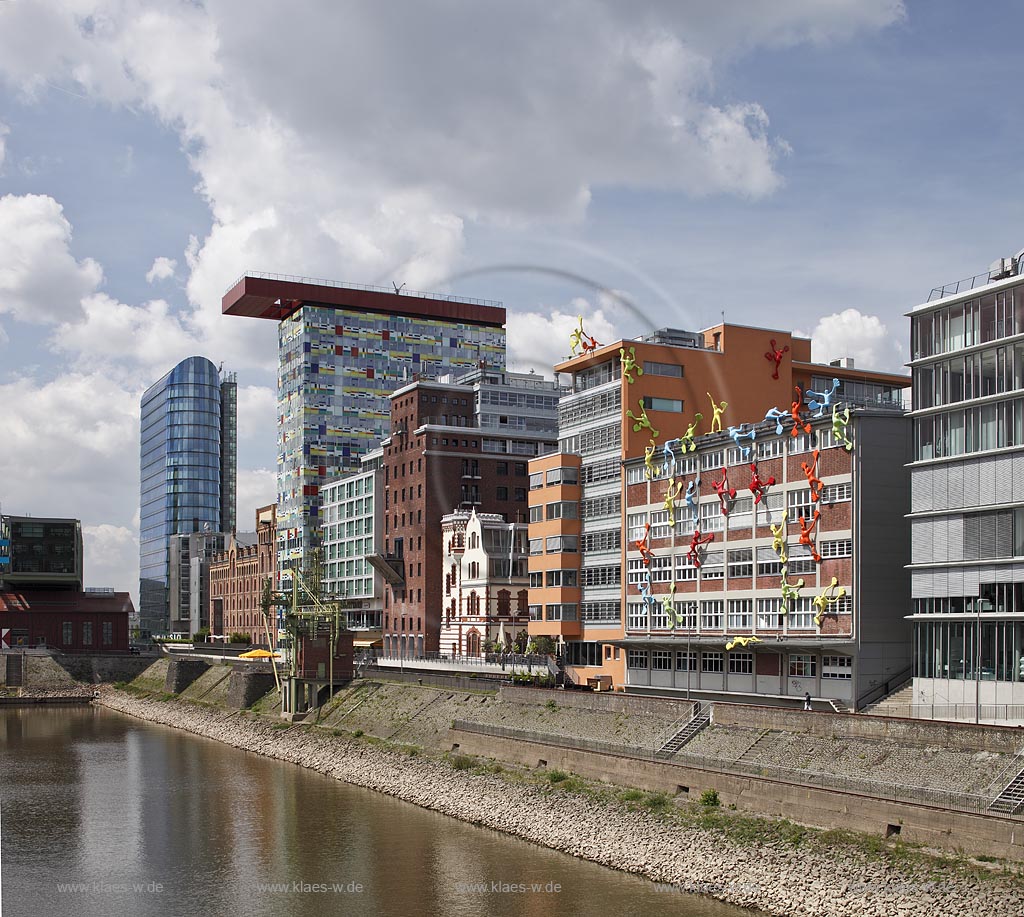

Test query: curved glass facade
[139,357,236,636]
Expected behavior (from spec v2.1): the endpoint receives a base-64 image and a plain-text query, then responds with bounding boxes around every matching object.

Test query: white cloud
[236,384,276,444]
[0,193,103,323]
[83,524,138,596]
[506,298,620,376]
[799,308,907,374]
[236,468,275,533]
[0,1,904,351]
[0,121,8,169]
[145,256,177,283]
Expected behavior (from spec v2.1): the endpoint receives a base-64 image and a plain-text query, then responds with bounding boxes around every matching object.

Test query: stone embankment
[96,688,1023,917]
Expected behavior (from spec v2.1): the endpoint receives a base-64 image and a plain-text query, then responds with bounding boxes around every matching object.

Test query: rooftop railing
[224,270,503,309]
[927,266,1021,302]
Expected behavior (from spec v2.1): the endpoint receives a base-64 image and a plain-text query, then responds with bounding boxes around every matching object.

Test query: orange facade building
[528,323,911,705]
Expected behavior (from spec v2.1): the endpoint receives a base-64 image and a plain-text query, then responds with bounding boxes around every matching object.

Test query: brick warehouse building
[528,323,910,702]
[209,505,277,647]
[376,366,562,658]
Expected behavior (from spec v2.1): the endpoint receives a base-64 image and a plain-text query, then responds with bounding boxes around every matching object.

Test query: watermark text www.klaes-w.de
[455,880,562,894]
[57,881,164,894]
[254,881,365,894]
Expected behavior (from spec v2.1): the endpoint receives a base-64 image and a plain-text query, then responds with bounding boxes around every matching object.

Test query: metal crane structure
[262,550,354,716]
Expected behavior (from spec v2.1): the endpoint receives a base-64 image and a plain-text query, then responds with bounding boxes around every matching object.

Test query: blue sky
[0,1,1021,599]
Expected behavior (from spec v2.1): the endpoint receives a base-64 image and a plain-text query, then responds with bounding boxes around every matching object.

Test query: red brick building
[0,588,132,652]
[378,367,562,658]
[209,505,277,647]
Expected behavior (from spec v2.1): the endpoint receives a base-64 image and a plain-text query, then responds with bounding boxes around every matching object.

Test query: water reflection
[1,708,749,917]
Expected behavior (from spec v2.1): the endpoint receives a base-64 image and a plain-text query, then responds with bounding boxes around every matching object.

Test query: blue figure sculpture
[639,571,657,610]
[685,476,701,527]
[764,407,788,436]
[662,438,681,477]
[806,377,841,419]
[727,424,757,461]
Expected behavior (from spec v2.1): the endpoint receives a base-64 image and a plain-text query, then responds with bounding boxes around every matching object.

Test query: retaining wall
[449,727,1024,862]
[165,659,210,694]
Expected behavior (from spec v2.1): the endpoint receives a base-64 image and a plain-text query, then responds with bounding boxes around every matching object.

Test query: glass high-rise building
[223,273,506,583]
[139,356,237,637]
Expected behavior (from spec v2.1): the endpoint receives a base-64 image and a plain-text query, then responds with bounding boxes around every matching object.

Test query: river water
[1,707,751,917]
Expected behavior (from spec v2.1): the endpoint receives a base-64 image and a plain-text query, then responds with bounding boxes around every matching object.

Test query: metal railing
[857,665,913,709]
[869,703,1024,723]
[927,266,1018,302]
[225,270,502,308]
[372,651,550,670]
[449,720,1024,820]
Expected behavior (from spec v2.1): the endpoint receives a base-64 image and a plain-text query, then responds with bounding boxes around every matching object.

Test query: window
[544,497,577,519]
[627,513,648,543]
[514,462,528,475]
[728,652,753,674]
[102,622,112,646]
[822,482,852,504]
[529,472,544,490]
[642,396,683,413]
[529,538,544,555]
[701,600,723,629]
[727,548,753,579]
[789,598,816,630]
[546,466,579,485]
[529,571,544,588]
[700,500,723,533]
[581,565,620,587]
[626,465,647,484]
[627,602,648,630]
[819,539,852,559]
[673,601,697,628]
[546,569,578,588]
[757,492,785,525]
[700,551,724,579]
[702,652,724,673]
[673,554,698,581]
[626,558,650,585]
[676,650,698,670]
[546,535,579,553]
[650,510,671,539]
[529,604,543,620]
[546,604,577,621]
[627,649,649,669]
[757,437,785,460]
[701,450,724,471]
[789,654,817,677]
[788,488,814,518]
[496,486,508,501]
[822,656,853,680]
[756,546,782,577]
[652,650,673,670]
[727,496,753,530]
[528,505,543,523]
[82,622,93,645]
[757,598,784,629]
[727,599,753,629]
[787,544,816,576]
[583,529,621,553]
[643,361,683,378]
[514,488,527,501]
[582,601,620,623]
[62,621,73,646]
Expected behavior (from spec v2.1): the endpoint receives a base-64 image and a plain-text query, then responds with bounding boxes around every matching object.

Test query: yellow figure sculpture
[832,404,853,451]
[707,393,728,433]
[627,400,659,437]
[770,510,788,564]
[726,635,762,651]
[680,412,703,452]
[644,439,660,480]
[620,345,643,383]
[661,583,678,627]
[569,316,585,356]
[663,476,685,528]
[780,569,804,615]
[813,577,847,627]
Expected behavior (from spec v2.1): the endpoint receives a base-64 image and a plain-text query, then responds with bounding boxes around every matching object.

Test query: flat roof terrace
[222,272,505,327]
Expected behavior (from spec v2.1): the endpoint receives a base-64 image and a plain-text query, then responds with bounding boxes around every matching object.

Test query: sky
[1,0,1022,602]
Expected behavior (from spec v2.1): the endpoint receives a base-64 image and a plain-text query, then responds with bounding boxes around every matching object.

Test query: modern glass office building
[908,256,1024,719]
[139,356,237,637]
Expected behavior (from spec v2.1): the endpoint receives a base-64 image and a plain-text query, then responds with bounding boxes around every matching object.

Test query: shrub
[545,700,558,711]
[547,769,569,784]
[620,789,645,802]
[450,754,474,770]
[229,632,250,644]
[352,729,364,738]
[644,793,670,810]
[699,789,721,808]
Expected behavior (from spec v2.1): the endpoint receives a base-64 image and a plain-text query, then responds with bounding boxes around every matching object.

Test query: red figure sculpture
[798,509,822,563]
[634,522,654,567]
[765,339,790,379]
[801,449,824,502]
[687,528,715,567]
[711,467,737,516]
[791,385,812,438]
[748,462,775,504]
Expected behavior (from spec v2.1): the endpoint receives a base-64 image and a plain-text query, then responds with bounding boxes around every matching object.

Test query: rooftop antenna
[392,282,406,295]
